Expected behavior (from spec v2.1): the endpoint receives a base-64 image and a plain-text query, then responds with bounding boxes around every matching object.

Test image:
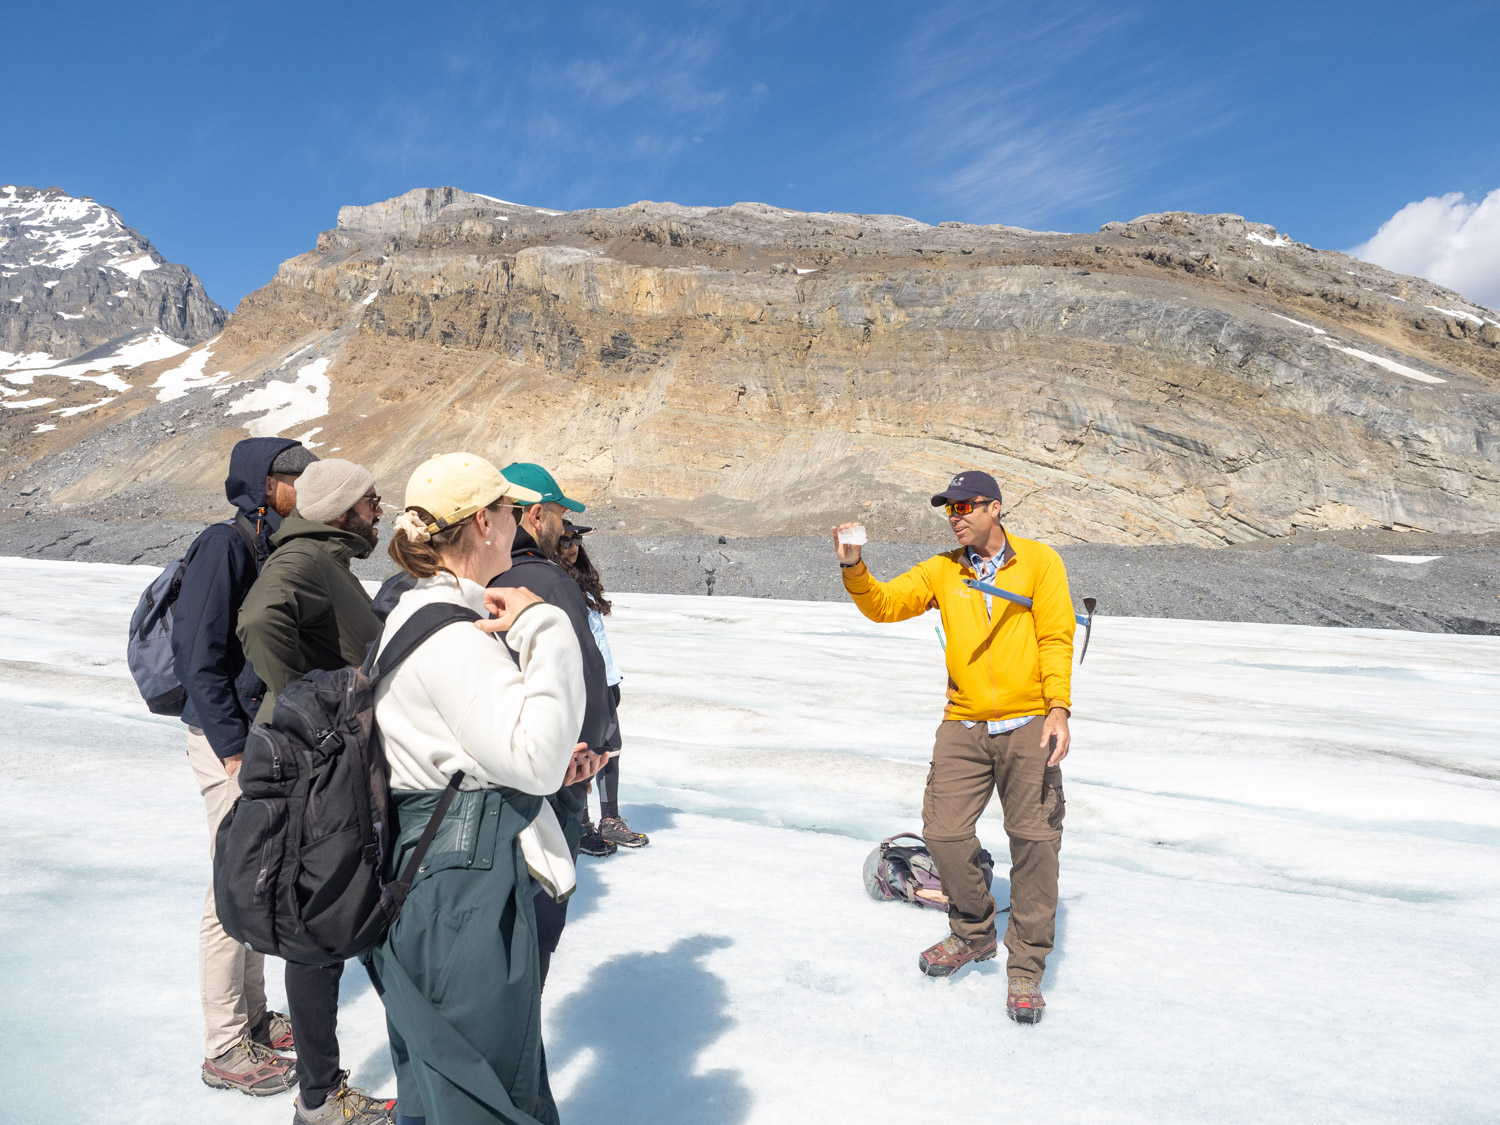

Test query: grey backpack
[863,832,994,911]
[126,516,258,715]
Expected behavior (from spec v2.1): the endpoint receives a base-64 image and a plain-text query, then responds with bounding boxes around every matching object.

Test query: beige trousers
[187,730,267,1058]
[922,718,1064,980]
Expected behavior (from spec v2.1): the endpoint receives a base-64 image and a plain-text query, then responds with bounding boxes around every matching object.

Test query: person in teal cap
[490,463,622,983]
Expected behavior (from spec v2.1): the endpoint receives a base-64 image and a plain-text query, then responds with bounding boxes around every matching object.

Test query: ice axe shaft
[962,579,1097,662]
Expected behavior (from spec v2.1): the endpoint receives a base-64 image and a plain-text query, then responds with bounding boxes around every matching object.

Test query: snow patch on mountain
[225,356,332,436]
[152,339,230,402]
[0,330,187,399]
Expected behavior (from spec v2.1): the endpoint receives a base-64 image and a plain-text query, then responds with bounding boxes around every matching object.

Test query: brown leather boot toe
[918,932,998,977]
[1007,975,1047,1023]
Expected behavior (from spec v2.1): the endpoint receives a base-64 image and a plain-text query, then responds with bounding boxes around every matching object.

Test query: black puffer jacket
[171,437,300,759]
[489,528,616,752]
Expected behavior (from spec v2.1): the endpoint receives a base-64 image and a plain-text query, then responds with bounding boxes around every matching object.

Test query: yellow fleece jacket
[841,532,1075,720]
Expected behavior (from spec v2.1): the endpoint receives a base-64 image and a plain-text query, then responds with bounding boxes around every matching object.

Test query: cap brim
[558,496,586,512]
[500,481,544,504]
[565,523,593,535]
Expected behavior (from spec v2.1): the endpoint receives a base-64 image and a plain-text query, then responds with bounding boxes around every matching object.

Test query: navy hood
[226,437,301,521]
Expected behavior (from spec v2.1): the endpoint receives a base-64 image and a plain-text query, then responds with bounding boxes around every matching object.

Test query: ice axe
[962,579,1098,663]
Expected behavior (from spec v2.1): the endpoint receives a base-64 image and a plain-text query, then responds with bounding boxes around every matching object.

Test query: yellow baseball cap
[403,452,543,532]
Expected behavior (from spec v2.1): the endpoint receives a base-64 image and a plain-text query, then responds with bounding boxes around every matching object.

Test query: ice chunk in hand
[838,525,867,547]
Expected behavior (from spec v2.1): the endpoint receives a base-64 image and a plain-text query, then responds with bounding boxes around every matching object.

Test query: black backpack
[126,516,259,715]
[213,602,481,965]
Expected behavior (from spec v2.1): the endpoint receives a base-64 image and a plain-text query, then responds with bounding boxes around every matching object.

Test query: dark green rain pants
[365,787,561,1125]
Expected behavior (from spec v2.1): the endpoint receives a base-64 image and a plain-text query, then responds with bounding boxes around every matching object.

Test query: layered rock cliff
[3,188,1496,544]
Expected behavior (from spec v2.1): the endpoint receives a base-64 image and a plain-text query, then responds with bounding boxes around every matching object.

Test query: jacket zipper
[253,804,274,897]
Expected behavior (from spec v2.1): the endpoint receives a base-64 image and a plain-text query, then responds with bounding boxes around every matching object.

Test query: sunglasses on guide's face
[944,499,990,517]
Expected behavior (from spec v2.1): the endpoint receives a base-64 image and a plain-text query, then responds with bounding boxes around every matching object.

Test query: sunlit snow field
[1,557,1497,1124]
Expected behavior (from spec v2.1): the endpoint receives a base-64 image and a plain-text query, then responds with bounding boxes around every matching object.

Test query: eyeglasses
[944,499,993,517]
[360,492,383,511]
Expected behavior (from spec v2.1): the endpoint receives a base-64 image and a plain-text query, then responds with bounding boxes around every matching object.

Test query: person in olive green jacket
[236,457,395,1125]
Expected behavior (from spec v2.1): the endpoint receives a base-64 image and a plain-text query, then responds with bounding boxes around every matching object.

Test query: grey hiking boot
[1007,975,1046,1024]
[598,815,650,848]
[248,1008,296,1052]
[202,1035,297,1096]
[293,1071,395,1124]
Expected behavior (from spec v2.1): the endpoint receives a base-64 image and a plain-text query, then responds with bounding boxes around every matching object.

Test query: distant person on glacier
[833,470,1075,1023]
[237,458,395,1124]
[172,436,313,1096]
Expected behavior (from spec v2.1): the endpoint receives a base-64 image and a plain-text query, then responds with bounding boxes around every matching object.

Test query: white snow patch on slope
[57,312,83,320]
[1,564,1499,1124]
[152,342,229,402]
[0,192,135,270]
[1273,314,1327,335]
[1376,555,1442,563]
[3,396,54,409]
[362,289,379,305]
[31,422,56,433]
[0,331,187,394]
[1324,342,1446,384]
[795,267,818,274]
[50,395,117,418]
[1248,231,1292,247]
[226,356,332,436]
[1425,304,1484,325]
[107,252,160,279]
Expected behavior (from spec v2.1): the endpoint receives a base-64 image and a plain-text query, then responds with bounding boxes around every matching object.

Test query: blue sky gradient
[7,0,1498,308]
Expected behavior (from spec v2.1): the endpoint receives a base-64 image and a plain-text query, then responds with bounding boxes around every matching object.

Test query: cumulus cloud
[1352,190,1500,311]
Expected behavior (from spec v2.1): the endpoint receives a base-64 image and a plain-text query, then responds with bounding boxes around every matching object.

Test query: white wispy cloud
[1352,189,1500,311]
[892,3,1231,226]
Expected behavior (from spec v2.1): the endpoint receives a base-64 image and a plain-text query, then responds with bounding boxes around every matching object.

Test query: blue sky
[7,0,1499,309]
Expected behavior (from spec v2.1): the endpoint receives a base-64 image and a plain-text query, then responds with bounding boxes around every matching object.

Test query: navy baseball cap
[930,470,1003,507]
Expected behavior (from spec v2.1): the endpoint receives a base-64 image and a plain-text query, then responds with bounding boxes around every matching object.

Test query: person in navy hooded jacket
[172,436,315,1097]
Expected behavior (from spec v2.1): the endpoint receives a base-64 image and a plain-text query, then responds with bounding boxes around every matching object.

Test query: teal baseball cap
[501,462,585,512]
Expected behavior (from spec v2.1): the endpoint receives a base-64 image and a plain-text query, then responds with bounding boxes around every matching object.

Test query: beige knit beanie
[295,458,375,523]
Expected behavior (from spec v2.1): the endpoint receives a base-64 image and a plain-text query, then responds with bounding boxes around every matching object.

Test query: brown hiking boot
[918,932,998,977]
[293,1071,396,1124]
[248,1008,296,1052]
[1007,976,1046,1024]
[202,1035,297,1096]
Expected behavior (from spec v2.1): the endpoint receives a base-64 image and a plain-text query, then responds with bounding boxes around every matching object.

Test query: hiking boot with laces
[293,1071,395,1124]
[598,815,650,848]
[1007,975,1046,1024]
[248,1008,296,1052]
[202,1035,297,1096]
[918,932,998,977]
[578,821,618,857]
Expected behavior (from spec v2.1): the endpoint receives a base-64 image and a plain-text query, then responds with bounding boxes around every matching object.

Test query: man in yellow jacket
[835,470,1073,1022]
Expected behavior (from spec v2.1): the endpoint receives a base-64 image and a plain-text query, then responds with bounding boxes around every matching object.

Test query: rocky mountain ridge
[1,185,225,435]
[2,188,1496,544]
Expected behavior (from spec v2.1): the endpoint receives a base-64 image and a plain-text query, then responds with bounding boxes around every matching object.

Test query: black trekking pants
[285,960,344,1108]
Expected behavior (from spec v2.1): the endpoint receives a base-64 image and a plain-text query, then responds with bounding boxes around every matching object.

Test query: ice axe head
[1078,597,1097,663]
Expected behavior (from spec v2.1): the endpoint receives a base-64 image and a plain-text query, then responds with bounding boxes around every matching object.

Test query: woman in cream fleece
[363,452,601,1125]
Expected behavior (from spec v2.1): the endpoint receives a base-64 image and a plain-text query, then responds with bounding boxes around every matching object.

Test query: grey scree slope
[1,518,1496,635]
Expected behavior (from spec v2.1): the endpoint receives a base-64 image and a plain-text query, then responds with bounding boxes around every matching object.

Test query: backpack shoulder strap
[365,602,484,681]
[229,514,260,557]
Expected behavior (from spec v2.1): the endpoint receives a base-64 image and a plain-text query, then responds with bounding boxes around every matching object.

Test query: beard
[342,512,380,552]
[533,519,562,559]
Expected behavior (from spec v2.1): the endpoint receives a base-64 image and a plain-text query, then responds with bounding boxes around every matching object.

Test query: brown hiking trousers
[922,718,1064,980]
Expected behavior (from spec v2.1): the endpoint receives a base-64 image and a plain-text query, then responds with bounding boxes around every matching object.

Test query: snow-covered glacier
[1,557,1496,1124]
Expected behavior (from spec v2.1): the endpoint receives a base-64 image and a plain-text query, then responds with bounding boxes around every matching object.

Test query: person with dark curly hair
[559,521,649,853]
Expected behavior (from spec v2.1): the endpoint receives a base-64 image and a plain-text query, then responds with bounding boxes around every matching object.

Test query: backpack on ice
[125,516,258,716]
[213,602,480,966]
[863,832,994,911]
